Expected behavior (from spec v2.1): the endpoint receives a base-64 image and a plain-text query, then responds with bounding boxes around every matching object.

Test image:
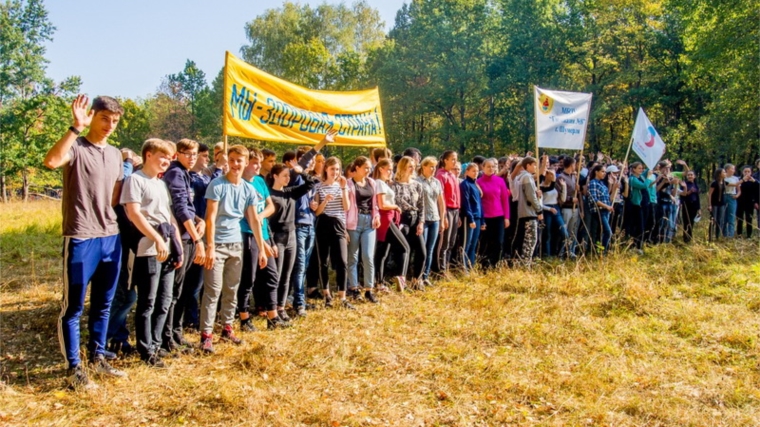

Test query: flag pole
[533,85,540,182]
[222,51,230,155]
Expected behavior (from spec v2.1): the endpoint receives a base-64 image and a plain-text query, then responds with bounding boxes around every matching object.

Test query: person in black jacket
[679,170,701,243]
[267,163,318,319]
[737,165,759,238]
[160,138,207,355]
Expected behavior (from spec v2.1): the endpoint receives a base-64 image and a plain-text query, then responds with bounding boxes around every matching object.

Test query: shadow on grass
[0,295,106,391]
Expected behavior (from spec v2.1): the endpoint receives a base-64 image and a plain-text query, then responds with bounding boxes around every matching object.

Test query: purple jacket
[346,177,380,230]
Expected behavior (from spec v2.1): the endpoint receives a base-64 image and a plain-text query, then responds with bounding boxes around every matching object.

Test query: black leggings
[376,221,410,283]
[737,205,755,238]
[399,216,426,280]
[480,216,505,268]
[237,233,278,313]
[315,215,348,292]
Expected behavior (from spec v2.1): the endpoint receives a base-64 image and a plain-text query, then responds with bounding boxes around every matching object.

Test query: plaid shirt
[588,179,611,211]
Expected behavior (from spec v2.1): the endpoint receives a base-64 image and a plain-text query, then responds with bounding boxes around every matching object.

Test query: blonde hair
[176,138,199,153]
[248,147,263,161]
[141,138,175,160]
[394,156,415,182]
[228,144,250,159]
[417,156,437,176]
[213,141,225,154]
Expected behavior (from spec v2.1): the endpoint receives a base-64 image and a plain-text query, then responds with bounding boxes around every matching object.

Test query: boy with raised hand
[121,139,183,367]
[200,145,267,353]
[44,94,127,388]
[160,139,206,355]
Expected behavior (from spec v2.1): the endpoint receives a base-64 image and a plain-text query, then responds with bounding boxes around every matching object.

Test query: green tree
[109,98,152,152]
[167,59,209,137]
[241,1,385,90]
[371,0,496,156]
[0,0,79,201]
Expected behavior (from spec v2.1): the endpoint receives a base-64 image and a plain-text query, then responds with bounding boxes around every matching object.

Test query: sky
[44,0,406,100]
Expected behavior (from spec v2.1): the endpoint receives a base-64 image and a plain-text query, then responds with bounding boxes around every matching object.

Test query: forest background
[1,0,757,201]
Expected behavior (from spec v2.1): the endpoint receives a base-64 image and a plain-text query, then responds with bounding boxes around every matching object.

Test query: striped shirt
[316,182,346,223]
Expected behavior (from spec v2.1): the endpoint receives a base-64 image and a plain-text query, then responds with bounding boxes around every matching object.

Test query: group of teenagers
[44,96,759,389]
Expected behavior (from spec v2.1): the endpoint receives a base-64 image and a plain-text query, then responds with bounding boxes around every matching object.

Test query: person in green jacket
[622,162,654,251]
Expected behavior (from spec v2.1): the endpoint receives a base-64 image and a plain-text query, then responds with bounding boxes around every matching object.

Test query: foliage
[2,0,757,194]
[240,0,385,89]
[0,0,79,201]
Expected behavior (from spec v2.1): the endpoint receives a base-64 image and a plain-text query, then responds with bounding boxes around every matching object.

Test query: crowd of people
[44,96,760,389]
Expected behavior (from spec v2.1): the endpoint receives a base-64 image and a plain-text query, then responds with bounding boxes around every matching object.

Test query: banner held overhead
[534,86,592,150]
[223,51,386,147]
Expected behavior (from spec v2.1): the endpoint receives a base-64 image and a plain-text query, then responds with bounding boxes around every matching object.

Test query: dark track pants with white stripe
[59,235,121,369]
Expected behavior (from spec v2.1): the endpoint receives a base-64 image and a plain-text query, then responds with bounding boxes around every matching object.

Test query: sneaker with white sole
[90,354,128,378]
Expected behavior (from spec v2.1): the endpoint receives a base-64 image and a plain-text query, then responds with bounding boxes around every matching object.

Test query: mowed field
[0,200,759,426]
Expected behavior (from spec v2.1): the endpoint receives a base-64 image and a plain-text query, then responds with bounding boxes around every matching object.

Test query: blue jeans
[656,203,675,243]
[463,217,482,269]
[290,225,315,308]
[543,205,568,257]
[599,211,612,252]
[422,221,440,279]
[712,205,726,239]
[723,196,737,237]
[348,214,376,289]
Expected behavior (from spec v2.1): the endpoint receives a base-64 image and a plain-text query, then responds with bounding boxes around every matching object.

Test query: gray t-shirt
[205,175,258,244]
[120,170,173,256]
[62,137,123,238]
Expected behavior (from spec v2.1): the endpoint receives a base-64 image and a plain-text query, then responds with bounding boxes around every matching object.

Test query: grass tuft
[1,201,759,426]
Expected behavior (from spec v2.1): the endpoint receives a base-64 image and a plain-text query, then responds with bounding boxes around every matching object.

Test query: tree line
[1,0,757,201]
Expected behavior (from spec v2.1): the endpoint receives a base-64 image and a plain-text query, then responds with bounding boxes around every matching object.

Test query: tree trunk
[22,169,29,202]
[0,174,7,203]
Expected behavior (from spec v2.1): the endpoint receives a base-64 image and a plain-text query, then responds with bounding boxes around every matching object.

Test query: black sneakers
[143,354,166,368]
[364,290,379,304]
[267,316,292,330]
[277,309,292,322]
[240,318,257,332]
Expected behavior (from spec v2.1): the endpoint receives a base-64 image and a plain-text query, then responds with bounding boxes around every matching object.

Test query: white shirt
[725,176,739,195]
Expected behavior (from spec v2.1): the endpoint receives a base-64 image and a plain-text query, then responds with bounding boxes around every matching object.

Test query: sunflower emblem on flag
[538,93,554,114]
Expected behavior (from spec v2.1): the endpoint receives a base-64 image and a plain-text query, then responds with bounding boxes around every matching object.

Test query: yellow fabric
[223,52,386,147]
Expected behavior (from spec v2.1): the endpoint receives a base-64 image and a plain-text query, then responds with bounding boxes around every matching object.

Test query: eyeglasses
[179,152,198,158]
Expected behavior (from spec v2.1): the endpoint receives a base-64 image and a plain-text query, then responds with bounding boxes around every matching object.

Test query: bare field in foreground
[1,201,759,426]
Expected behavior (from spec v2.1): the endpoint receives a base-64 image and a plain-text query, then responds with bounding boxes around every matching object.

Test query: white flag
[534,86,592,150]
[631,108,666,170]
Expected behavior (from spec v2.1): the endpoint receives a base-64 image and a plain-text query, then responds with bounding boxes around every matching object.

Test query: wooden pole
[223,134,228,155]
[533,85,541,183]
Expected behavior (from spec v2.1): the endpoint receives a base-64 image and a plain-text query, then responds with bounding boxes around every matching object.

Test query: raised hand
[337,176,347,189]
[72,94,94,130]
[323,129,338,144]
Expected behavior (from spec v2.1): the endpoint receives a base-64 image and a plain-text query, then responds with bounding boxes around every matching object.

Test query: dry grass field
[1,200,759,426]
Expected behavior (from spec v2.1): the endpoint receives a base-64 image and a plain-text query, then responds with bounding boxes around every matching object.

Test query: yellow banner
[223,52,386,147]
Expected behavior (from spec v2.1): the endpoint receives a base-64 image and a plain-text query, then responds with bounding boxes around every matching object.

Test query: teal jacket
[627,175,650,206]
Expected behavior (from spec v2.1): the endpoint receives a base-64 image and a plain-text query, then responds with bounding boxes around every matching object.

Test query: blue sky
[44,0,406,99]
